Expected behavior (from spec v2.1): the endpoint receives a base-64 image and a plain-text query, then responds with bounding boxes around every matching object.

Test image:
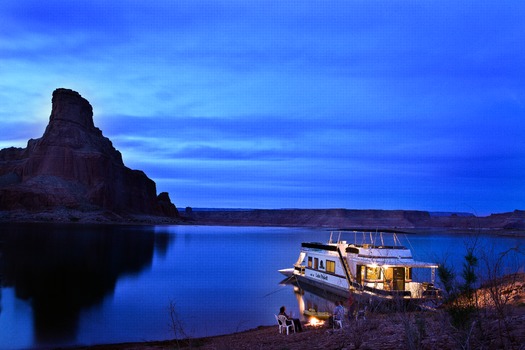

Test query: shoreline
[71,306,525,350]
[70,274,525,350]
[1,208,524,238]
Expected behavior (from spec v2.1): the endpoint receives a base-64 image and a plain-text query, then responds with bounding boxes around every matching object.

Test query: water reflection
[0,223,160,346]
[280,277,340,323]
[0,225,522,348]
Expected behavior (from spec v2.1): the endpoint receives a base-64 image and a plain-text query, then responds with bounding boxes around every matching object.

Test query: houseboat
[279,231,440,301]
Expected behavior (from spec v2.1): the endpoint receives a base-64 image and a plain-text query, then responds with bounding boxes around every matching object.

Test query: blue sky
[1,1,524,215]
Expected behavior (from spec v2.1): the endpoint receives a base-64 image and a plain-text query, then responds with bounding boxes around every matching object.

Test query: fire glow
[308,317,325,327]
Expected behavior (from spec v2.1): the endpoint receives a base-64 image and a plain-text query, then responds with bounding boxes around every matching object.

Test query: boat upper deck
[299,231,438,268]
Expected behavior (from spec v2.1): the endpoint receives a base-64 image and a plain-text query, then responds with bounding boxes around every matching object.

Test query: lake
[0,224,523,349]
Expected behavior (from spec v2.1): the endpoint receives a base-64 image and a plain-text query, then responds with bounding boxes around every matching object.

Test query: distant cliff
[0,88,178,221]
[188,208,525,232]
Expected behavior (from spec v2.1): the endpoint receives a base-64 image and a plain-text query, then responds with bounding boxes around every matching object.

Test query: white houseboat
[279,231,440,300]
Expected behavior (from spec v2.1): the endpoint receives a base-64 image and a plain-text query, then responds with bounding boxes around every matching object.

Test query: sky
[0,1,524,215]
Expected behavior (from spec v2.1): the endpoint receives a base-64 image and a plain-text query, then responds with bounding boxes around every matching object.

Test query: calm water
[0,224,523,349]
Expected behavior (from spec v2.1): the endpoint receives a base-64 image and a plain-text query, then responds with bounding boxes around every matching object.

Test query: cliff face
[189,209,432,228]
[0,88,178,217]
[189,208,525,230]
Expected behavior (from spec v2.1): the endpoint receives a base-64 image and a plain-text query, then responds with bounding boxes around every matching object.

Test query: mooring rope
[262,275,295,298]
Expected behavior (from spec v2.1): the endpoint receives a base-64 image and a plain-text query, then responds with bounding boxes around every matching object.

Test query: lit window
[406,267,412,281]
[326,260,336,273]
[366,266,381,280]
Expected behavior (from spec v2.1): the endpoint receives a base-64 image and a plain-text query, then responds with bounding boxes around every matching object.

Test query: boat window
[308,257,312,268]
[319,260,324,269]
[365,266,381,280]
[406,267,412,281]
[326,260,336,273]
[314,257,319,269]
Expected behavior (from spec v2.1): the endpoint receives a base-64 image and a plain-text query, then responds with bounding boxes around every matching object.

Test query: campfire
[307,317,325,328]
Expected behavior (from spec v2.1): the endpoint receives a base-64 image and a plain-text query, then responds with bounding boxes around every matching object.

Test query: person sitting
[279,306,303,332]
[332,301,344,328]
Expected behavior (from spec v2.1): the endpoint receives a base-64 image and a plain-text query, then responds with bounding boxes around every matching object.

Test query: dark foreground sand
[71,275,525,350]
[71,309,525,350]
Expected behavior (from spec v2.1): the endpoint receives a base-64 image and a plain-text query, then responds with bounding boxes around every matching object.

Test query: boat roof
[301,242,410,251]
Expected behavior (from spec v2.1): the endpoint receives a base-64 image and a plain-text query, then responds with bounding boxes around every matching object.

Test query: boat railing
[330,230,409,249]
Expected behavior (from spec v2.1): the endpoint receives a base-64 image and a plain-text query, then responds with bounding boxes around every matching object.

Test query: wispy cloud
[1,0,524,213]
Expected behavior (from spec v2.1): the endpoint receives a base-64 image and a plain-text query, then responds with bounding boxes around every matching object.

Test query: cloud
[1,1,524,213]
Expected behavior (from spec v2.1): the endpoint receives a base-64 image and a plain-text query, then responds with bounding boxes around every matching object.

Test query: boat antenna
[403,233,416,254]
[329,231,333,244]
[380,231,384,246]
[393,232,399,245]
[337,231,342,243]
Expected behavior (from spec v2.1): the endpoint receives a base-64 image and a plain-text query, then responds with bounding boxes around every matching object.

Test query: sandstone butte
[0,88,178,221]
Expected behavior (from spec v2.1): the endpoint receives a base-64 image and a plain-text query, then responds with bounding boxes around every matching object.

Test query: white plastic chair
[333,316,343,329]
[277,314,295,335]
[275,315,284,333]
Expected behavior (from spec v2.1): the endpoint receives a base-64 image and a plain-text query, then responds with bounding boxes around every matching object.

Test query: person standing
[347,293,356,321]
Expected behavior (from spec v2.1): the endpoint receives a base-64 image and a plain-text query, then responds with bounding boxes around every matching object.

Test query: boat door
[392,267,405,290]
[356,265,363,284]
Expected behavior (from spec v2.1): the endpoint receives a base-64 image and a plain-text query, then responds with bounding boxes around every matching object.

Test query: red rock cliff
[0,88,178,217]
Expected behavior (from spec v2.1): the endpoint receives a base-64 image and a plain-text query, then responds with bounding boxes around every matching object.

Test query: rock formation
[0,88,178,218]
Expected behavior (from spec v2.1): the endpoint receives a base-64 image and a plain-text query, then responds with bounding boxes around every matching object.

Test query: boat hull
[278,268,294,277]
[294,274,350,299]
